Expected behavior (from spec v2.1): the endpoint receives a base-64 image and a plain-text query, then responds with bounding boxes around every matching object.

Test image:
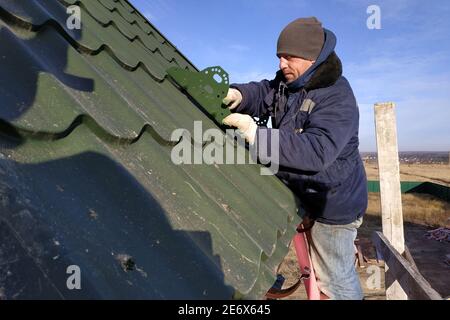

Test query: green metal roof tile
[100,0,154,36]
[95,0,193,68]
[59,0,194,71]
[114,0,137,14]
[61,0,151,37]
[0,23,214,138]
[60,0,188,70]
[261,226,295,272]
[0,0,184,71]
[98,0,137,21]
[1,122,296,296]
[241,262,281,300]
[0,0,51,26]
[0,0,301,299]
[0,25,149,136]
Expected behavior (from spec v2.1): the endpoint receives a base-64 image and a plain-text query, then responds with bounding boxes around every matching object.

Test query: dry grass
[367,192,450,228]
[365,163,450,186]
[364,163,450,227]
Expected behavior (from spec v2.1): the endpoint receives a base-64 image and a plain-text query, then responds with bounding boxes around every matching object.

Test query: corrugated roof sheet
[0,0,300,299]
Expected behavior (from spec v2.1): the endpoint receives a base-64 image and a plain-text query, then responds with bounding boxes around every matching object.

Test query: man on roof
[222,17,368,300]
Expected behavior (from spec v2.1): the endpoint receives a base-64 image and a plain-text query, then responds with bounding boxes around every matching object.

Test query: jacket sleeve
[230,80,273,118]
[256,87,359,173]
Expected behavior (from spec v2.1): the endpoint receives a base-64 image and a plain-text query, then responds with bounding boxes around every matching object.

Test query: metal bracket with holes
[166,66,231,124]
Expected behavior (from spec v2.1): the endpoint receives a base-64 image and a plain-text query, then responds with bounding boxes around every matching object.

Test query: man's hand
[222,88,243,110]
[222,113,258,145]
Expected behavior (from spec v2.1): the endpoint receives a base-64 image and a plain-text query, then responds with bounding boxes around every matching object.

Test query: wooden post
[374,102,407,300]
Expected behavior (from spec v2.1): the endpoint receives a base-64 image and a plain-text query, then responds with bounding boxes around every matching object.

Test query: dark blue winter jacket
[231,29,368,225]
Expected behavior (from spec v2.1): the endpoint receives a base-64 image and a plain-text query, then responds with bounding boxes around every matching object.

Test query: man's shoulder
[306,76,358,115]
[311,75,352,91]
[335,76,353,90]
[309,76,355,100]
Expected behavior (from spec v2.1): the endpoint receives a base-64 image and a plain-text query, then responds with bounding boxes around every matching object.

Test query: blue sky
[131,0,450,152]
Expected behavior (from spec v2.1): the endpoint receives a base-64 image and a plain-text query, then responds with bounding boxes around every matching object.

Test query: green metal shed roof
[0,0,300,299]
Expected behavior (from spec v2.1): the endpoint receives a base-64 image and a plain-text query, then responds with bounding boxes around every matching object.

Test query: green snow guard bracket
[167,66,231,124]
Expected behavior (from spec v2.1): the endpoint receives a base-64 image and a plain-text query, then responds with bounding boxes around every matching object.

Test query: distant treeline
[361,152,450,164]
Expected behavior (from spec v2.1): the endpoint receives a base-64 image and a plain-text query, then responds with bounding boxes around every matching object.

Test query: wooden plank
[374,103,405,252]
[403,246,419,272]
[372,231,442,300]
[374,102,407,299]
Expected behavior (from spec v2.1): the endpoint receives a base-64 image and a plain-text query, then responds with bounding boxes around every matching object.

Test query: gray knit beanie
[277,17,325,61]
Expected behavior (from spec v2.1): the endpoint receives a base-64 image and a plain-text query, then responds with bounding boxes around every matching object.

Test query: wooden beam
[403,246,419,272]
[374,102,406,299]
[372,232,442,300]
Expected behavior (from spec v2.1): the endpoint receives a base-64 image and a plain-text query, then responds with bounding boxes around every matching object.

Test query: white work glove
[222,113,258,145]
[222,88,243,110]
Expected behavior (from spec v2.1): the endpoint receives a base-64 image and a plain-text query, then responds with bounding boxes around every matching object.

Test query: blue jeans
[309,217,364,300]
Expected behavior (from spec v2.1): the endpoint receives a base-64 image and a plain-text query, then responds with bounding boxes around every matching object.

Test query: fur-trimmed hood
[304,51,342,91]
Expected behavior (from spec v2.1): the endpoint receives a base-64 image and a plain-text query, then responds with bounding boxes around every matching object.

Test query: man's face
[278,55,315,83]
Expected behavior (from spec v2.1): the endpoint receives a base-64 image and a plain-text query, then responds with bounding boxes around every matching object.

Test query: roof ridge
[0,2,188,76]
[115,0,198,71]
[0,9,182,84]
[60,0,188,67]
